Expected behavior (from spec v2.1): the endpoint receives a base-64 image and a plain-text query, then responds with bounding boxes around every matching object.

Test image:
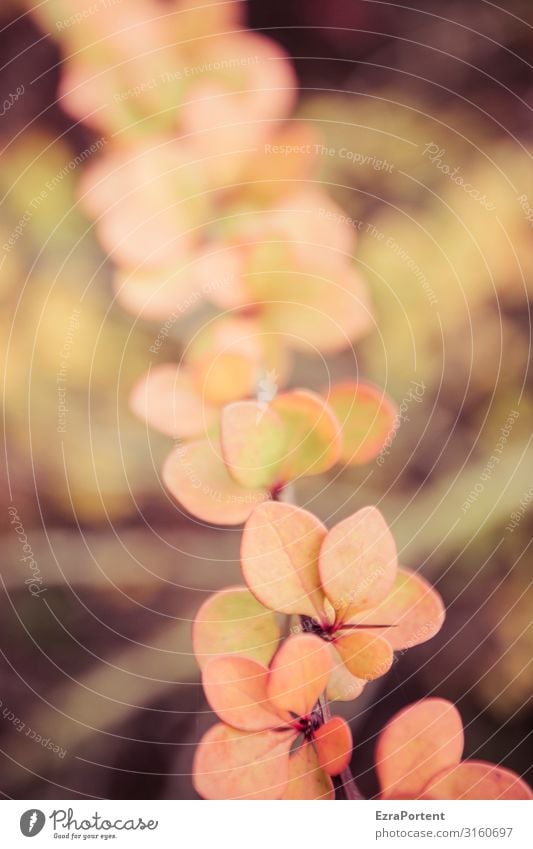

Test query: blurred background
[0,0,532,799]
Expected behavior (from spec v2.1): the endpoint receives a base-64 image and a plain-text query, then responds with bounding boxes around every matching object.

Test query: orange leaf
[130,364,217,439]
[221,401,287,489]
[348,568,445,650]
[335,631,393,681]
[202,656,284,731]
[314,716,353,776]
[272,390,342,479]
[268,634,331,718]
[319,507,398,620]
[192,587,281,670]
[193,723,292,800]
[282,743,334,800]
[376,699,464,799]
[325,645,366,702]
[241,501,327,618]
[422,760,533,800]
[162,439,268,525]
[327,381,398,465]
[185,315,289,405]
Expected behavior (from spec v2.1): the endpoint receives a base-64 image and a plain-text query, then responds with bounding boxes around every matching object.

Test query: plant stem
[317,670,364,800]
[339,767,364,800]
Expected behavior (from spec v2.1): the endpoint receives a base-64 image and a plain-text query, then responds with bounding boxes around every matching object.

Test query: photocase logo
[20,809,46,837]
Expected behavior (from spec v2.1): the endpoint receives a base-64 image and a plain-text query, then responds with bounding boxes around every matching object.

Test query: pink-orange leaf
[376,699,464,799]
[202,656,283,731]
[272,390,342,480]
[314,716,353,776]
[325,645,366,703]
[282,743,334,800]
[193,723,292,800]
[241,501,327,618]
[192,587,280,670]
[334,631,393,681]
[327,381,398,465]
[349,568,445,650]
[130,364,217,439]
[163,439,268,525]
[220,401,287,489]
[319,507,398,620]
[267,634,331,718]
[422,761,533,800]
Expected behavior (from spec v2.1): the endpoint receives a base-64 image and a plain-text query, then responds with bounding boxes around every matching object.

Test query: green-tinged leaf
[282,743,334,800]
[319,507,397,620]
[376,699,464,799]
[193,587,281,669]
[221,401,287,489]
[193,723,293,800]
[272,390,342,479]
[327,381,397,465]
[163,439,268,525]
[241,501,327,618]
[334,631,393,681]
[422,761,533,800]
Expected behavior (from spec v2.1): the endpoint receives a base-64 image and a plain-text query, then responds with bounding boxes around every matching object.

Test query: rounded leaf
[193,587,281,670]
[376,698,464,799]
[130,364,217,439]
[282,743,334,800]
[319,506,398,620]
[268,634,332,718]
[348,568,445,650]
[327,381,398,465]
[334,631,393,681]
[422,760,533,800]
[326,645,366,702]
[314,716,353,776]
[221,401,287,489]
[163,439,268,525]
[202,656,283,731]
[272,389,342,480]
[241,501,327,618]
[193,723,292,800]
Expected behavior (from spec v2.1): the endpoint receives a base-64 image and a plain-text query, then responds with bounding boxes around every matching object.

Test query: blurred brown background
[0,0,532,799]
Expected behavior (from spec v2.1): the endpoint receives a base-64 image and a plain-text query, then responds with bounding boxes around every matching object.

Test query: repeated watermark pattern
[0,84,25,117]
[56,0,121,31]
[7,506,46,597]
[422,144,496,211]
[505,483,533,534]
[517,194,533,228]
[57,309,81,433]
[318,209,437,306]
[2,139,106,254]
[1,698,66,759]
[461,410,519,514]
[114,55,260,103]
[149,275,235,354]
[265,140,394,172]
[376,381,426,465]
